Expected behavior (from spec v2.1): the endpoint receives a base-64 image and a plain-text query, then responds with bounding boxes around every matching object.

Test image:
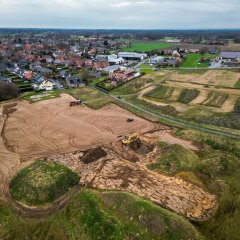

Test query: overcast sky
[0,0,239,29]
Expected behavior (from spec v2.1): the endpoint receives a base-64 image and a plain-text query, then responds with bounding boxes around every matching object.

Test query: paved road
[93,86,240,140]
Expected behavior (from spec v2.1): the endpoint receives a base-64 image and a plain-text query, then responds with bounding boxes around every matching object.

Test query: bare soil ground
[49,146,217,221]
[3,94,160,161]
[166,70,240,88]
[0,94,217,221]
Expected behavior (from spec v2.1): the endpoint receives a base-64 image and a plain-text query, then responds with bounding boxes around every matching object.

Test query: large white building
[118,52,147,61]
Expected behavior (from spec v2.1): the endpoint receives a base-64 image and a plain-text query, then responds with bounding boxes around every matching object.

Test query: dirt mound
[129,140,154,155]
[81,147,107,164]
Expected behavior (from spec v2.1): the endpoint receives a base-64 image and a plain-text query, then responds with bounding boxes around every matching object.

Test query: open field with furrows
[161,70,240,88]
[142,81,240,113]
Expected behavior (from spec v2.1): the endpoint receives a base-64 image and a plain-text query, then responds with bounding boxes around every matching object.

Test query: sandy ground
[4,94,160,161]
[166,70,240,88]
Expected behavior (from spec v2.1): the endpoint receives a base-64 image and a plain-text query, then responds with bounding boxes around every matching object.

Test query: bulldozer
[122,132,139,145]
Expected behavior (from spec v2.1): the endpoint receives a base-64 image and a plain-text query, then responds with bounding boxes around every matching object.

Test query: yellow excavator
[122,132,139,145]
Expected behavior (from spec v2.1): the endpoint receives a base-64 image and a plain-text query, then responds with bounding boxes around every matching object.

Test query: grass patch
[67,87,114,109]
[140,69,154,74]
[128,96,179,116]
[111,77,153,95]
[144,85,174,100]
[202,91,228,108]
[21,90,61,103]
[10,160,80,206]
[124,42,174,52]
[234,79,240,89]
[0,189,201,240]
[177,69,208,74]
[177,88,200,104]
[148,144,199,175]
[181,54,202,68]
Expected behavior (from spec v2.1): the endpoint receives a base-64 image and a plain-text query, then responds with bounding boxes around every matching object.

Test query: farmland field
[124,42,174,52]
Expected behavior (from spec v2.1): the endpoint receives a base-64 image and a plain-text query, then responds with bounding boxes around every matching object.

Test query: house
[188,49,200,54]
[220,52,240,60]
[59,70,68,79]
[66,76,85,88]
[38,79,55,91]
[93,61,110,71]
[209,49,217,55]
[107,54,124,65]
[103,65,122,74]
[118,52,147,61]
[23,71,33,80]
[188,48,200,53]
[149,56,164,64]
[36,67,53,75]
[89,71,101,79]
[109,68,136,82]
[166,59,177,66]
[33,76,55,91]
[0,63,8,71]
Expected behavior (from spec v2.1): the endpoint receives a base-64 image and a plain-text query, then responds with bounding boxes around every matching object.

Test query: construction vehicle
[69,99,85,107]
[127,118,134,122]
[122,132,139,145]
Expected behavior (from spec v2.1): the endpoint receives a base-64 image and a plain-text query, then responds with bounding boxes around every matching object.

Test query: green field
[177,88,200,104]
[67,87,114,109]
[124,42,174,52]
[144,85,174,100]
[0,190,201,240]
[181,54,203,68]
[10,160,80,206]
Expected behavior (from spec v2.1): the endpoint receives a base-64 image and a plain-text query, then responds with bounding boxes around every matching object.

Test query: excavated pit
[81,147,108,164]
[129,140,154,155]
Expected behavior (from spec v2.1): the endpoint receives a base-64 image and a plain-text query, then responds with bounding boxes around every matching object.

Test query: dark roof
[0,63,8,70]
[220,52,240,59]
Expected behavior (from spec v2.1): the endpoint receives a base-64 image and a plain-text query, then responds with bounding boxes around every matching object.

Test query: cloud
[0,0,239,29]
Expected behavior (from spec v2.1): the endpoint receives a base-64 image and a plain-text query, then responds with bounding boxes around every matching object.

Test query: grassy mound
[144,85,174,100]
[0,190,202,240]
[173,129,240,240]
[10,160,80,206]
[148,143,199,175]
[178,88,200,104]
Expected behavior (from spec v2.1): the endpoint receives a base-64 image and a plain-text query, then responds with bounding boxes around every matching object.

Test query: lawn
[10,160,80,206]
[181,54,202,68]
[21,89,62,103]
[124,42,174,52]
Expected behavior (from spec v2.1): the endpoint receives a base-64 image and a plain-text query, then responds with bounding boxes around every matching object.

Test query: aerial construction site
[0,93,218,223]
